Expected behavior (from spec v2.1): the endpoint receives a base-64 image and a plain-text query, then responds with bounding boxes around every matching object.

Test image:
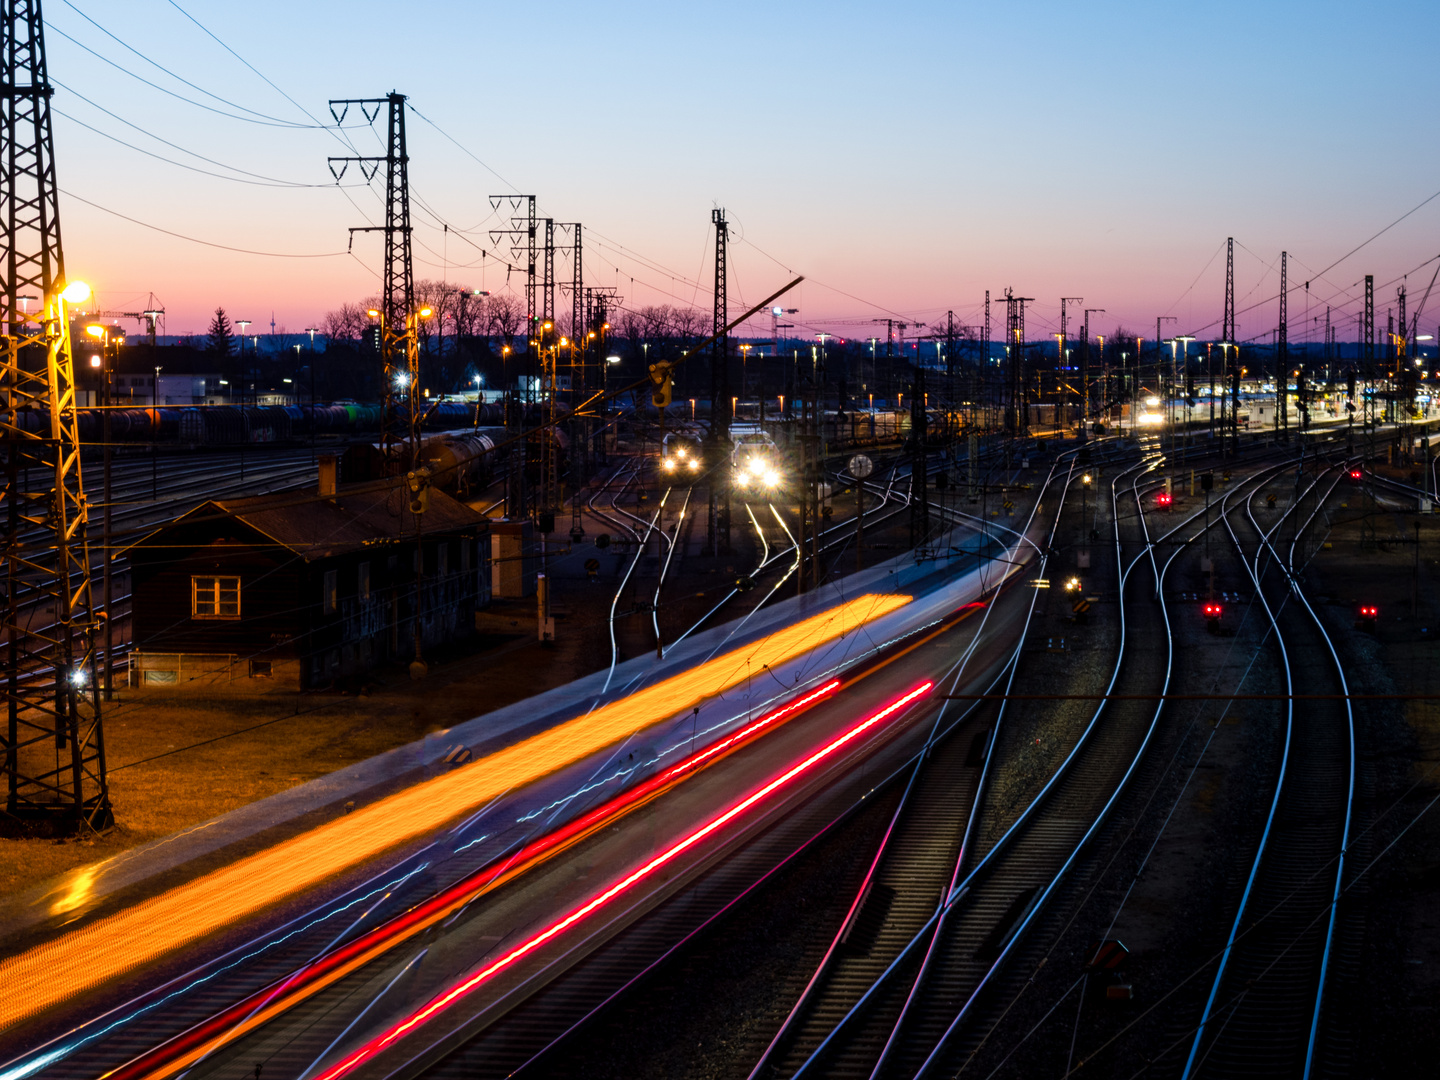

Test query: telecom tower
[329,92,416,456]
[2,0,110,834]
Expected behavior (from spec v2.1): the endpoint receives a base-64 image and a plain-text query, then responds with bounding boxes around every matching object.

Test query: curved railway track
[1179,460,1356,1079]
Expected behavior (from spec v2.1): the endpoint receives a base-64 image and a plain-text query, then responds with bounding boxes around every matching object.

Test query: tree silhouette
[207,307,235,357]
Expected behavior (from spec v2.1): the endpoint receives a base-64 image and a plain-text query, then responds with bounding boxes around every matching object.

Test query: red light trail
[312,681,935,1080]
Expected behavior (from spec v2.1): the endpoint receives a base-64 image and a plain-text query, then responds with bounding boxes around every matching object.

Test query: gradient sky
[49,0,1440,349]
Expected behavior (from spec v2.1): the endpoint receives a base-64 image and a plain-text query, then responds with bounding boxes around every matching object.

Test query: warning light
[1203,603,1223,619]
[1359,605,1378,620]
[1156,491,1173,508]
[1349,469,1362,481]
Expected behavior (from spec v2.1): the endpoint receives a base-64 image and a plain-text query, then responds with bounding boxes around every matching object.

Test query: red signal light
[1203,603,1222,618]
[1349,469,1362,480]
[1359,605,1378,619]
[1156,491,1173,507]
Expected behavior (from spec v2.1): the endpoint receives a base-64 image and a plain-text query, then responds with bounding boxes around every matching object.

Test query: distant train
[660,433,703,475]
[731,427,783,491]
[340,425,570,498]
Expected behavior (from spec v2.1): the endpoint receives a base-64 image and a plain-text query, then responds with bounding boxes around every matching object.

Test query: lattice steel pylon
[2,0,110,835]
[706,207,730,555]
[329,92,415,457]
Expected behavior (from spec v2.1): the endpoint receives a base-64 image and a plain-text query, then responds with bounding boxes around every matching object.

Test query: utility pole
[706,208,731,555]
[909,342,929,550]
[1060,297,1083,432]
[2,0,110,835]
[1002,289,1034,437]
[944,309,957,405]
[1278,251,1288,439]
[983,290,991,432]
[1082,307,1104,431]
[329,92,416,457]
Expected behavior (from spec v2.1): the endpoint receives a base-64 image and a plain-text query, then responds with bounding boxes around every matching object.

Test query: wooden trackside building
[128,474,490,690]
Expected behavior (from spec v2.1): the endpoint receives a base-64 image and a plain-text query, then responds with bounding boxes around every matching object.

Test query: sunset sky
[48,0,1440,348]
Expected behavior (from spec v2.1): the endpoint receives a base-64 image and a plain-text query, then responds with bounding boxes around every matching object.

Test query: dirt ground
[0,458,925,904]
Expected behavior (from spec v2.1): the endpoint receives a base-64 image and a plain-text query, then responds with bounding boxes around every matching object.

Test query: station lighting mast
[2,0,111,834]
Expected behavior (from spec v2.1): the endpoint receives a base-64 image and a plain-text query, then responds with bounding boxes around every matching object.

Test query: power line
[61,187,350,258]
[50,8,320,128]
[53,104,353,189]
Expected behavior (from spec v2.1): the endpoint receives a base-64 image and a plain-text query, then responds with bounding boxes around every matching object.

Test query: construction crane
[79,302,164,346]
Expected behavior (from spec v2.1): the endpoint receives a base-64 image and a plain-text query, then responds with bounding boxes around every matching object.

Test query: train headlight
[763,470,779,488]
[688,459,700,471]
[663,458,676,471]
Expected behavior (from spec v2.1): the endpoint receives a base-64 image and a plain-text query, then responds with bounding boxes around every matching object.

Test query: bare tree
[486,292,525,348]
[321,302,368,343]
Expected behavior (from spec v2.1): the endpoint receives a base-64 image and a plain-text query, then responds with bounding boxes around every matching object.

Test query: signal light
[1359,605,1378,620]
[1156,491,1173,508]
[1349,469,1362,480]
[1203,603,1222,618]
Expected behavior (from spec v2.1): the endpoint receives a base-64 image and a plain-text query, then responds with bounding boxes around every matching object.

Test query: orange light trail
[0,591,909,1033]
[314,680,937,1080]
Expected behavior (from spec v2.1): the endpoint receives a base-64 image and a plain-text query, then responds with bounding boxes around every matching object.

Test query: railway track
[1178,460,1356,1079]
[743,454,1085,1079]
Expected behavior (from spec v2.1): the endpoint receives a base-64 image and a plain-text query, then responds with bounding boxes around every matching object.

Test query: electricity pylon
[2,0,110,834]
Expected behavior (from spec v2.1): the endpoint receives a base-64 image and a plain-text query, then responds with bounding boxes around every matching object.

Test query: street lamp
[236,319,251,407]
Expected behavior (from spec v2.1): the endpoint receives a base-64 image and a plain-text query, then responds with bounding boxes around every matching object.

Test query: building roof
[133,478,487,562]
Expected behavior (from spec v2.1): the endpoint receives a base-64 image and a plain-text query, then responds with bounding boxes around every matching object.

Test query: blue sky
[49,0,1440,345]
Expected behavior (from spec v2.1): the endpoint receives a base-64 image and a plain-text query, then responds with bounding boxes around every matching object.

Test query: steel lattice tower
[329,92,415,454]
[1222,237,1235,345]
[2,0,109,834]
[542,218,555,330]
[1002,289,1033,435]
[1363,274,1375,364]
[707,208,730,555]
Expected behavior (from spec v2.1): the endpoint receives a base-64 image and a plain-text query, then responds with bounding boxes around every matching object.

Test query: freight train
[12,400,510,446]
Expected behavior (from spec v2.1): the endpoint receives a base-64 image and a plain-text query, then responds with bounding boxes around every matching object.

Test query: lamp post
[151,364,162,498]
[85,323,115,699]
[1176,335,1195,462]
[235,319,251,407]
[304,327,320,460]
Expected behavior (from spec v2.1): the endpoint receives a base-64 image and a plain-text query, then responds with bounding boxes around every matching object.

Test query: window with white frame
[192,576,240,619]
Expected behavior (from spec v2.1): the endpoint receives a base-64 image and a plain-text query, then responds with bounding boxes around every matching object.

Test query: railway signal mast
[2,0,111,834]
